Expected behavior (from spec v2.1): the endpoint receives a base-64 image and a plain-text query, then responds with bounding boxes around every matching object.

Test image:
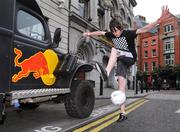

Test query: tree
[136,70,143,80]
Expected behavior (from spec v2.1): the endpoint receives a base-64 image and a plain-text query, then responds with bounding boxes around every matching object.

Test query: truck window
[17,10,45,41]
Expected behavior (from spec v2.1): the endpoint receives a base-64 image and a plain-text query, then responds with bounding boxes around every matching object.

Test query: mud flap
[0,94,6,124]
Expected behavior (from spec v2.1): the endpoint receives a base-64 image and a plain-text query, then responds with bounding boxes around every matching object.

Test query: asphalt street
[0,97,138,132]
[101,91,180,132]
[0,90,179,132]
[0,98,114,132]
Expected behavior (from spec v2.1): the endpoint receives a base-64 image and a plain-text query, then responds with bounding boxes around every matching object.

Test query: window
[151,39,156,45]
[144,50,148,58]
[164,54,174,65]
[79,0,90,20]
[164,24,174,33]
[152,62,156,70]
[120,9,126,22]
[127,17,132,29]
[152,49,156,57]
[144,41,148,47]
[128,1,131,8]
[98,8,105,30]
[144,62,148,71]
[163,38,174,54]
[17,10,45,41]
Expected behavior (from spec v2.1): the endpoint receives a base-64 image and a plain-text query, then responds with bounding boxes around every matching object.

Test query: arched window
[76,39,95,62]
[77,45,90,62]
[120,9,126,21]
[127,17,132,29]
[98,8,105,30]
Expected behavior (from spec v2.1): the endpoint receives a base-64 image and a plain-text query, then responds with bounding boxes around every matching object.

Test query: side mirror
[52,28,62,48]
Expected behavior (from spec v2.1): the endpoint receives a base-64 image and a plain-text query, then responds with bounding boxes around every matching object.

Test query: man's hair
[109,18,123,32]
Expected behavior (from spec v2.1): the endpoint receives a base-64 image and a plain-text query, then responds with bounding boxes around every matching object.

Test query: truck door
[11,1,52,90]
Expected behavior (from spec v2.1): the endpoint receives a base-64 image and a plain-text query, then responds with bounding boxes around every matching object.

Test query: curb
[95,93,150,99]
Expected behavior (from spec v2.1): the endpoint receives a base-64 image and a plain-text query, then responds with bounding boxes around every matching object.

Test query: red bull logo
[12,48,59,86]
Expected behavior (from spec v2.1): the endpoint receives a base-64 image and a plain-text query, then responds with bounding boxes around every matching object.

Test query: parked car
[161,80,170,90]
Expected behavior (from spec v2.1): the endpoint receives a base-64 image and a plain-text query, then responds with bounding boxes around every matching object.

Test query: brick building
[137,29,159,73]
[136,14,180,73]
[158,14,180,67]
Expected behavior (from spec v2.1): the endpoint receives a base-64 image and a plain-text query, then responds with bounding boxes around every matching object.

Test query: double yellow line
[73,98,148,132]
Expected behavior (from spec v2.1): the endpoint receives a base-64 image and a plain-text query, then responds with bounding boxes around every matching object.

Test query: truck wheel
[19,103,40,110]
[64,81,95,118]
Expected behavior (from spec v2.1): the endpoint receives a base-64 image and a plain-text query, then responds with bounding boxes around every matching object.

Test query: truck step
[9,88,70,100]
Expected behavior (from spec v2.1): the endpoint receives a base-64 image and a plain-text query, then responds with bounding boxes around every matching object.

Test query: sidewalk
[95,87,155,99]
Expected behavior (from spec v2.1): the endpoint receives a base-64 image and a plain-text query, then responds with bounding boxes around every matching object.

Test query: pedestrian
[83,6,170,122]
[157,76,161,91]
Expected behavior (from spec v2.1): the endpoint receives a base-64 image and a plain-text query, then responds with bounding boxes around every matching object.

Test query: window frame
[16,10,46,42]
[164,54,174,66]
[79,0,91,20]
[164,24,174,33]
[151,39,156,45]
[152,49,156,57]
[152,61,156,71]
[144,50,148,58]
[143,41,148,47]
[144,62,148,72]
[163,38,174,54]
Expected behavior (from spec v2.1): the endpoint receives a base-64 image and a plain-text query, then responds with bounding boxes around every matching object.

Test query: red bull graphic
[12,48,59,86]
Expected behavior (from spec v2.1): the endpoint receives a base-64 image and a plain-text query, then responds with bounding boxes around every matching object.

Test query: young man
[83,6,170,122]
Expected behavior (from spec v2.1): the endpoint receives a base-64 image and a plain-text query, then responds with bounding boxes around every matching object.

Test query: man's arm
[136,5,170,35]
[83,31,106,37]
[136,20,159,34]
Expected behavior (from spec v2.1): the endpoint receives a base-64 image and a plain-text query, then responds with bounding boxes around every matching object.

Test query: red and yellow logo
[12,48,59,86]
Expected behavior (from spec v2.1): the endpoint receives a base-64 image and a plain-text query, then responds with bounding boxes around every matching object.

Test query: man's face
[112,27,121,37]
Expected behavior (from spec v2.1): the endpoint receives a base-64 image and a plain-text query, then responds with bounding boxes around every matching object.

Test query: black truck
[0,0,101,124]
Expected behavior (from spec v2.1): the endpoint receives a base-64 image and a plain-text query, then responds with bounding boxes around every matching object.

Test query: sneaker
[117,113,128,122]
[95,62,108,81]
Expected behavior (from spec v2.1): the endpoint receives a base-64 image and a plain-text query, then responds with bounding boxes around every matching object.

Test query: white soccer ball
[111,91,126,105]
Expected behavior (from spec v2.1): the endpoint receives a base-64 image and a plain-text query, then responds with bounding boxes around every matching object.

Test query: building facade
[136,14,180,73]
[158,14,180,67]
[36,0,137,91]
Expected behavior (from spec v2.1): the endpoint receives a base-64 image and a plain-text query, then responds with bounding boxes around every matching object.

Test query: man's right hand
[158,5,171,23]
[83,32,90,37]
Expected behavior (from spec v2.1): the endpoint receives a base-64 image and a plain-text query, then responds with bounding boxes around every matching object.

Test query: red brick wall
[138,33,159,73]
[158,15,180,67]
[137,14,180,73]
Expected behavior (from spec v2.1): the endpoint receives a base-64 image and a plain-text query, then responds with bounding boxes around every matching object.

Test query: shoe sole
[117,116,128,122]
[95,63,107,81]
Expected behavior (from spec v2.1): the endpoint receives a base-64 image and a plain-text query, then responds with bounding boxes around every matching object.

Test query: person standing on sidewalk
[83,6,170,122]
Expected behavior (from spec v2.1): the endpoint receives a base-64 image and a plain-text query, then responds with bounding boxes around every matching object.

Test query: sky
[133,0,180,23]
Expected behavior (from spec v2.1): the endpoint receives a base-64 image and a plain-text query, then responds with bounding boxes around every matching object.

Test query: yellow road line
[126,99,146,110]
[89,116,119,132]
[73,99,146,132]
[90,100,149,132]
[73,109,119,132]
[126,100,149,114]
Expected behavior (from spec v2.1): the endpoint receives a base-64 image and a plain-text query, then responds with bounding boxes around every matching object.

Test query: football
[111,90,126,105]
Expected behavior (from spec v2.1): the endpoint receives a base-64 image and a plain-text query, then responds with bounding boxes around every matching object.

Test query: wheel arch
[60,63,94,89]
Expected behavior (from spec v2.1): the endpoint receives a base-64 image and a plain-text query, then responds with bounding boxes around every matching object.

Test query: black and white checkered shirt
[112,37,129,51]
[105,30,138,59]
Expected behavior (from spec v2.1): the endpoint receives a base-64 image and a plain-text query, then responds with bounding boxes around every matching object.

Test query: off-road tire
[64,80,95,118]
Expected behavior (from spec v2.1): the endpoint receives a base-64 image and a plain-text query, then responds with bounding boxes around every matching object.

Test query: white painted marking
[34,126,62,132]
[91,104,119,117]
[175,109,180,113]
